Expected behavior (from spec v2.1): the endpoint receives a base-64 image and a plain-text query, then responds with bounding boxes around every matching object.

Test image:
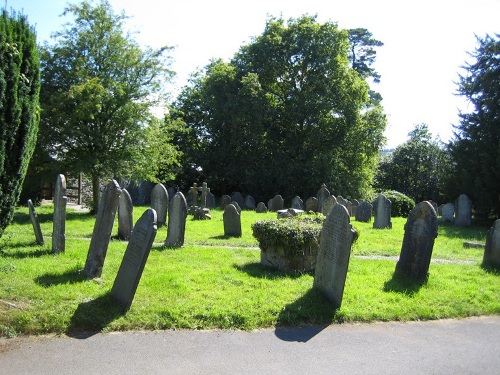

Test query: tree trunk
[91,173,100,215]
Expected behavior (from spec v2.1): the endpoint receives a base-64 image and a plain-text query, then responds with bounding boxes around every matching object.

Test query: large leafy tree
[173,15,386,201]
[448,34,500,218]
[37,0,175,212]
[0,10,40,238]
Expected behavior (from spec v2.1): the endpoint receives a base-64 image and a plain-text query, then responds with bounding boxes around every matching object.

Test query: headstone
[223,204,242,237]
[231,201,242,214]
[151,183,169,227]
[123,179,154,205]
[167,187,177,202]
[84,180,122,278]
[373,194,392,229]
[305,197,318,212]
[313,204,356,308]
[255,202,268,213]
[230,192,245,209]
[200,182,209,208]
[164,192,188,247]
[337,196,348,208]
[483,219,500,268]
[455,194,472,226]
[441,203,455,223]
[28,199,44,245]
[346,201,353,216]
[52,174,67,254]
[322,195,337,216]
[118,189,133,241]
[291,196,304,210]
[206,190,216,209]
[220,195,232,210]
[316,184,330,213]
[189,183,198,207]
[355,201,372,222]
[267,198,273,211]
[244,195,256,210]
[110,208,157,311]
[395,201,438,281]
[270,194,284,212]
[351,199,359,217]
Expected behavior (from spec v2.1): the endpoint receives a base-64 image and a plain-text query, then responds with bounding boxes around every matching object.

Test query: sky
[8,0,500,148]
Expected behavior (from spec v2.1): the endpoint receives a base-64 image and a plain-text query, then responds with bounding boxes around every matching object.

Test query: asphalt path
[1,316,499,374]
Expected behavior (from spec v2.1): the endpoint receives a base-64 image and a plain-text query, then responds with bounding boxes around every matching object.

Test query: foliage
[448,33,500,218]
[172,15,386,202]
[0,9,40,238]
[34,0,177,212]
[380,190,415,218]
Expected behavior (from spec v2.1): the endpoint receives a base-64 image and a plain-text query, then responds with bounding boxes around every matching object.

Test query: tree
[0,9,40,238]
[37,0,175,212]
[347,28,383,83]
[448,34,500,218]
[173,15,386,201]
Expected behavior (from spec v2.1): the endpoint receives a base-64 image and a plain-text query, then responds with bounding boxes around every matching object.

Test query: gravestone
[118,189,133,241]
[337,196,347,208]
[316,184,330,213]
[373,194,392,229]
[52,174,67,254]
[231,201,242,214]
[351,199,359,217]
[255,202,268,213]
[305,197,319,212]
[291,196,304,210]
[188,183,198,207]
[28,199,44,245]
[230,192,244,209]
[206,190,216,209]
[223,204,242,237]
[483,219,500,268]
[167,187,177,202]
[164,192,188,247]
[200,182,209,208]
[270,195,284,212]
[322,195,337,216]
[441,203,455,223]
[455,194,472,226]
[395,201,438,281]
[84,180,122,278]
[123,179,154,205]
[346,201,353,216]
[244,195,256,210]
[110,208,158,311]
[151,183,169,227]
[355,201,372,222]
[220,195,232,210]
[313,204,356,308]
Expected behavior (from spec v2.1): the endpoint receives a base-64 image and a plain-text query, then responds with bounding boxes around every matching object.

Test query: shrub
[381,190,415,217]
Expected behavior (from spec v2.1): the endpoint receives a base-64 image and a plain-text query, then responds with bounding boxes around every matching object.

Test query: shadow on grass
[35,266,87,287]
[13,210,94,225]
[234,262,311,280]
[2,247,52,259]
[66,292,125,339]
[275,288,337,342]
[383,272,426,296]
[481,263,500,275]
[438,220,489,241]
[210,235,239,240]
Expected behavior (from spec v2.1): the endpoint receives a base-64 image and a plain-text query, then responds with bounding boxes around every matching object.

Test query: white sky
[9,0,500,148]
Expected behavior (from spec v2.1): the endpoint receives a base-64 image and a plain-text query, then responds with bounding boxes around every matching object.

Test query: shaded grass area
[0,204,498,337]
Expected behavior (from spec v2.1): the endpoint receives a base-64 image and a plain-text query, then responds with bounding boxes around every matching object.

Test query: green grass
[0,204,498,337]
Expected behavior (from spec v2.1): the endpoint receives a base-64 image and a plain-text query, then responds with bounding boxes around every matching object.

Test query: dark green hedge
[381,190,415,218]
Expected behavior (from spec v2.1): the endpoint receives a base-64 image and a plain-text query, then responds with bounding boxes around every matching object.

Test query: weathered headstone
[206,189,216,209]
[231,201,242,214]
[230,192,244,209]
[291,196,304,210]
[483,219,500,268]
[110,208,157,311]
[441,203,455,223]
[455,194,472,226]
[84,180,122,278]
[200,182,209,208]
[223,204,242,237]
[164,192,188,247]
[270,194,284,212]
[316,184,330,213]
[244,195,256,210]
[167,187,177,202]
[52,174,67,254]
[28,199,44,245]
[151,183,169,227]
[313,204,356,308]
[322,195,337,216]
[220,195,232,210]
[395,201,438,281]
[188,183,198,207]
[351,199,359,217]
[373,194,392,229]
[355,201,372,222]
[255,202,268,213]
[305,197,319,212]
[118,189,133,241]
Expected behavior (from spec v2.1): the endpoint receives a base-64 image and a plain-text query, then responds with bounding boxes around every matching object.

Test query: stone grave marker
[270,194,284,212]
[395,201,438,281]
[355,201,372,222]
[206,189,216,209]
[84,180,122,278]
[255,202,268,213]
[351,199,359,217]
[231,201,242,214]
[52,174,67,254]
[220,195,232,210]
[118,189,133,241]
[164,192,188,247]
[230,192,245,209]
[322,195,337,216]
[110,208,157,311]
[313,204,356,308]
[455,194,472,226]
[483,219,500,268]
[291,196,304,210]
[244,195,256,210]
[167,186,176,202]
[373,194,392,229]
[305,197,319,212]
[151,183,169,227]
[316,183,330,213]
[441,203,454,223]
[223,204,242,237]
[200,182,209,208]
[187,183,198,207]
[28,199,44,245]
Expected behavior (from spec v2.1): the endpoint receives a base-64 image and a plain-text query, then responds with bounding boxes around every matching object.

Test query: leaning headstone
[322,195,337,216]
[316,184,330,213]
[84,180,122,279]
[220,195,232,210]
[151,183,169,227]
[483,219,500,268]
[206,190,216,209]
[313,204,356,308]
[110,208,158,311]
[270,194,284,212]
[223,204,242,237]
[28,199,44,245]
[305,197,319,212]
[255,202,268,213]
[291,196,304,210]
[244,195,256,210]
[373,194,392,229]
[118,189,133,241]
[441,203,455,223]
[355,201,372,222]
[230,192,244,209]
[52,174,67,254]
[455,194,472,226]
[164,192,188,248]
[395,201,438,281]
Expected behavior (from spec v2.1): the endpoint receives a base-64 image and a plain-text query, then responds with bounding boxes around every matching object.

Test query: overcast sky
[10,0,500,148]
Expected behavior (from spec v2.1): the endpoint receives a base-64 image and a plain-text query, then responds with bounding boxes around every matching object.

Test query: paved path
[1,316,499,374]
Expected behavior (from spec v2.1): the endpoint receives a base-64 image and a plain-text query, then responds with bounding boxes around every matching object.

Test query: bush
[381,190,415,217]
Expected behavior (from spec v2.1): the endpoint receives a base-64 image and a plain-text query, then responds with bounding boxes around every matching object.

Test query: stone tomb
[455,194,472,226]
[223,204,242,237]
[111,208,157,311]
[165,192,188,247]
[28,199,44,245]
[441,203,455,223]
[395,201,438,281]
[118,189,133,241]
[84,180,122,279]
[483,219,500,268]
[52,174,67,254]
[373,194,392,229]
[151,183,169,227]
[355,201,372,222]
[313,204,356,308]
